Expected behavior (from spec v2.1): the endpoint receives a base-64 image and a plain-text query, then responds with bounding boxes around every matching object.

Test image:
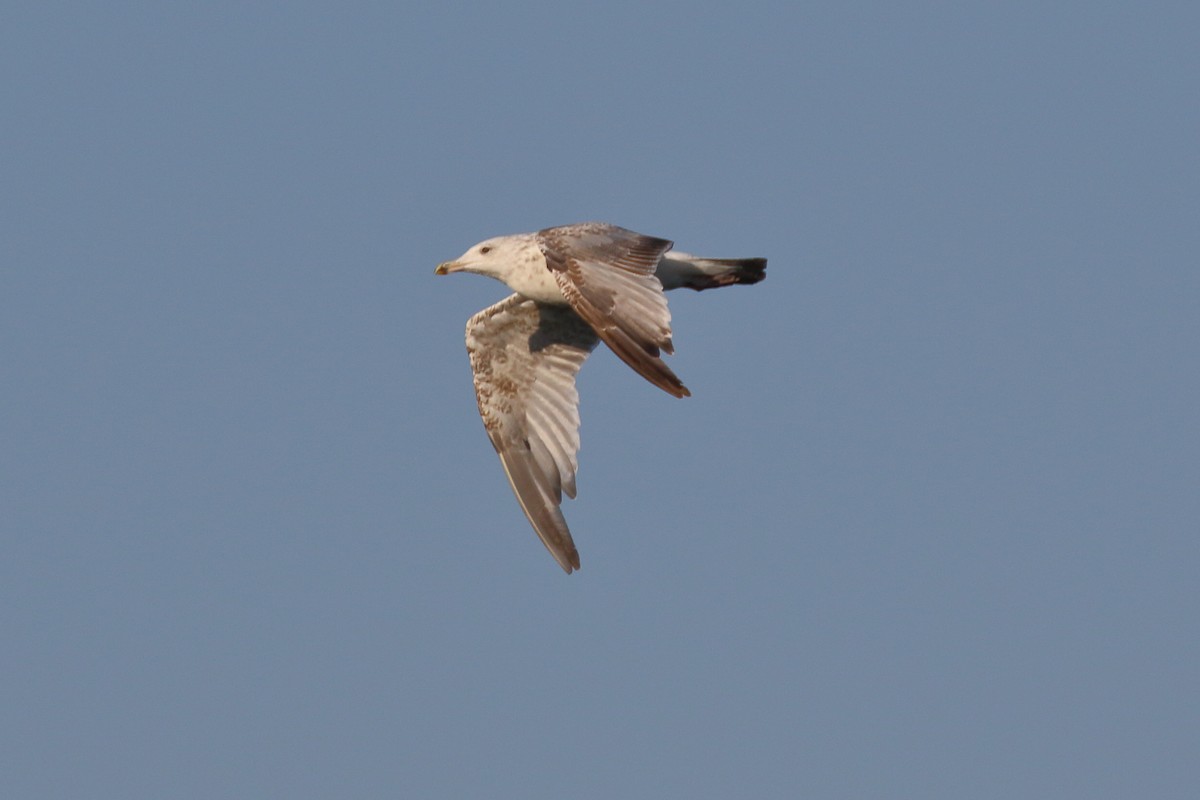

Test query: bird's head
[435,234,527,279]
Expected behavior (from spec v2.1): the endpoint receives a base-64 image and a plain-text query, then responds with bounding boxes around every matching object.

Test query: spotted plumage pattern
[438,222,766,573]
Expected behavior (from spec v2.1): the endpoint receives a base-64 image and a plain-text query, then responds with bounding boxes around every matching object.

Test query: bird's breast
[505,250,569,305]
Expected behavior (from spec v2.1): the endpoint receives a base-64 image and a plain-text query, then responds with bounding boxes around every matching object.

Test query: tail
[656,253,767,291]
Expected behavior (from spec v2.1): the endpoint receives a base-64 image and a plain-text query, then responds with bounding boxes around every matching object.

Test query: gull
[436,222,766,573]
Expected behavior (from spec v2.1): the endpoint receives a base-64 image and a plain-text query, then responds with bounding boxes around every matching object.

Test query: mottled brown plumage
[438,222,766,573]
[540,224,688,398]
[466,296,598,572]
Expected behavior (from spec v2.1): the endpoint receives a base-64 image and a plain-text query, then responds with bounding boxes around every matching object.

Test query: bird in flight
[436,222,766,573]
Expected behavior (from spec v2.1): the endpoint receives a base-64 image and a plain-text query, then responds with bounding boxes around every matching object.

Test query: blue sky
[3,2,1198,797]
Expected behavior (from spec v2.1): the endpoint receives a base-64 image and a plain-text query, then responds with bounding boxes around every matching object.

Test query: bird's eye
[480,246,492,254]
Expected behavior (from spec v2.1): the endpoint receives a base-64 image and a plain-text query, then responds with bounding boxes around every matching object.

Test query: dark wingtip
[556,547,580,574]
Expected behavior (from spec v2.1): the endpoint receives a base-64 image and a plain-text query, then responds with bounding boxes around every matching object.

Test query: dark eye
[480,246,492,254]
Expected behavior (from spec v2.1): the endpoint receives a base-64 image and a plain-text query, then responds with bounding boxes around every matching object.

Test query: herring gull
[436,222,766,573]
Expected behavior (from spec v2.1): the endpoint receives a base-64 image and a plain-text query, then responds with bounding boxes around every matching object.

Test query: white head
[435,233,537,280]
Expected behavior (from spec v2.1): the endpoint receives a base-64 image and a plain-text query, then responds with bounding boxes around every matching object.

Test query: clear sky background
[3,2,1197,797]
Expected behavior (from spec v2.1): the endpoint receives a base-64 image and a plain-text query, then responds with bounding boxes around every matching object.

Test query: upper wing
[465,294,600,573]
[538,222,690,398]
